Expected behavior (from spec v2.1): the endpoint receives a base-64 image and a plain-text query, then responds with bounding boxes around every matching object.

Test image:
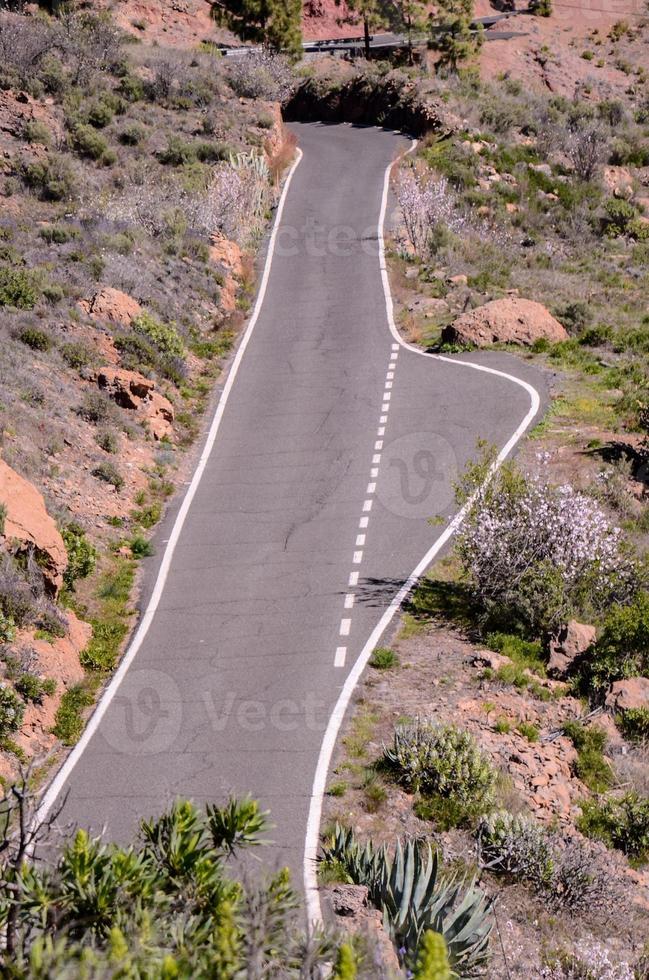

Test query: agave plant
[322,825,493,976]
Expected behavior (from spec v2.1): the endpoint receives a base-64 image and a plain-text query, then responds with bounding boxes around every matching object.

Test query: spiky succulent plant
[322,825,493,976]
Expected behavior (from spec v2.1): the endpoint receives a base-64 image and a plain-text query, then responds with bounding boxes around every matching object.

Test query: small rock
[606,677,649,713]
[329,884,369,917]
[473,650,511,671]
[80,287,142,327]
[447,274,468,286]
[548,621,597,678]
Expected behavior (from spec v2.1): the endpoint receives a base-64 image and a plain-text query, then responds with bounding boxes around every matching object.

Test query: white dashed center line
[333,349,398,666]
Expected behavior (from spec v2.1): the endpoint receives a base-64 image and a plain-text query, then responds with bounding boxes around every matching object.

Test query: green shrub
[23,119,51,145]
[384,720,496,808]
[477,811,604,911]
[132,312,184,357]
[118,73,146,101]
[15,673,54,705]
[62,522,97,590]
[332,943,357,980]
[38,54,67,95]
[579,592,649,697]
[563,721,613,792]
[78,390,119,425]
[92,461,124,490]
[602,198,638,237]
[486,632,546,675]
[18,326,51,350]
[0,684,24,739]
[52,684,93,745]
[517,721,540,742]
[609,135,649,167]
[0,611,15,644]
[618,707,649,743]
[493,717,511,734]
[22,154,77,201]
[130,534,154,558]
[554,301,592,336]
[413,794,480,831]
[530,0,552,15]
[0,268,40,309]
[157,135,197,166]
[628,219,649,242]
[81,620,127,671]
[118,122,146,145]
[195,141,230,162]
[60,340,94,371]
[369,647,399,669]
[478,811,554,888]
[95,429,119,453]
[43,283,64,304]
[86,99,114,128]
[114,332,157,371]
[132,501,161,529]
[72,124,110,161]
[39,224,77,245]
[578,792,649,862]
[579,323,613,347]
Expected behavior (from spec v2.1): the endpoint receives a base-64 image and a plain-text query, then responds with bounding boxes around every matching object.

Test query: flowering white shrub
[227,50,295,103]
[396,169,464,257]
[539,943,634,980]
[457,463,635,633]
[105,153,270,246]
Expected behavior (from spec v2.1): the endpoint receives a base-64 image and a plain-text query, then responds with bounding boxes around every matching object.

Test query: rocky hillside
[0,6,293,783]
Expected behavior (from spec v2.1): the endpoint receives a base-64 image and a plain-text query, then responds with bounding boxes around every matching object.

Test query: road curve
[41,122,546,884]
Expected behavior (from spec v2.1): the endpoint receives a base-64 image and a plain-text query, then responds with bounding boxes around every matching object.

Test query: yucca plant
[322,825,493,976]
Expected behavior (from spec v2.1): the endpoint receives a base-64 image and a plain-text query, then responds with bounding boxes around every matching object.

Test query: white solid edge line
[303,138,542,925]
[35,148,305,829]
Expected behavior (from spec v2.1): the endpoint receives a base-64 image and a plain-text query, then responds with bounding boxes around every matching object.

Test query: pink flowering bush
[457,463,636,634]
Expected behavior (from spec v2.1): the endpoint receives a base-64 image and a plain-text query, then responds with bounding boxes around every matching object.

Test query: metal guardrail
[218,10,528,57]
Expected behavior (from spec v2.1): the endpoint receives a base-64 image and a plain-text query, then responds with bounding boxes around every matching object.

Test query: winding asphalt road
[42,122,545,891]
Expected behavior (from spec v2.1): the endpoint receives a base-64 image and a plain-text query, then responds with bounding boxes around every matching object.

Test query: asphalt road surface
[46,122,546,886]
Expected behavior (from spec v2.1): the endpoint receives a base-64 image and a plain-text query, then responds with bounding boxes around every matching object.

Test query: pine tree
[338,0,426,62]
[429,0,481,74]
[210,0,302,59]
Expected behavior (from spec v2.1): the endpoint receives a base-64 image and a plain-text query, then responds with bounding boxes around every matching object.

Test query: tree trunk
[363,16,371,59]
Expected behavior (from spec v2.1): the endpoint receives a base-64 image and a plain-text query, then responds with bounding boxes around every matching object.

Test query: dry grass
[614,742,649,797]
[267,127,297,186]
